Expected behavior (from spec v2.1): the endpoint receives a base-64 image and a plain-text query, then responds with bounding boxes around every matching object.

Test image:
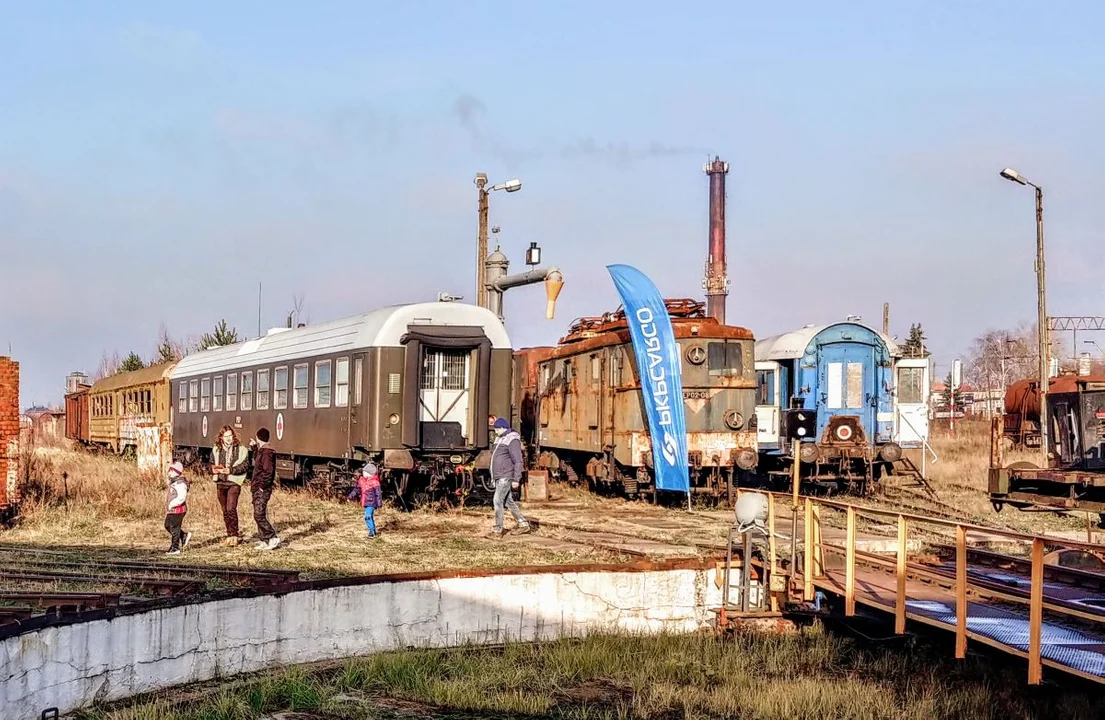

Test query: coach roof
[90,361,178,394]
[756,321,901,361]
[171,302,512,379]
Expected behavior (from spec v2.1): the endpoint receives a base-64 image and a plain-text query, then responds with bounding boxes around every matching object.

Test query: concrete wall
[1,561,738,720]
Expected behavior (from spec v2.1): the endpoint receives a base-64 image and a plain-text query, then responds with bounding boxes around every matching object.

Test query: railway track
[0,546,301,636]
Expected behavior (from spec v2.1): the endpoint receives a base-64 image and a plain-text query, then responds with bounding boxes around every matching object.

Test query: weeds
[75,627,1100,720]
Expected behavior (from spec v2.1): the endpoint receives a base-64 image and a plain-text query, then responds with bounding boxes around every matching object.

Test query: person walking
[347,462,383,538]
[164,461,192,555]
[249,428,281,550]
[489,417,530,537]
[211,425,249,546]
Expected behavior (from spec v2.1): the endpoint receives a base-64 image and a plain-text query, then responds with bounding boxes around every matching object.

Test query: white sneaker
[166,549,181,555]
[182,532,192,549]
[254,541,268,550]
[267,537,282,550]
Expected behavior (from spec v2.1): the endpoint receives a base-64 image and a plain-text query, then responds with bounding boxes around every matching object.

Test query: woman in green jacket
[212,425,250,546]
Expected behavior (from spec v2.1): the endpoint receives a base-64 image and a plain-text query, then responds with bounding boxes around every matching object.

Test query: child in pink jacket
[347,462,383,538]
[164,461,192,555]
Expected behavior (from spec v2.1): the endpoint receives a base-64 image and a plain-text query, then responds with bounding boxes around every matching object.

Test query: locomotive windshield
[707,342,744,377]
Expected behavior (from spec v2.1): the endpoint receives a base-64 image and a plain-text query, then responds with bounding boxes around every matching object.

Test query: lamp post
[474,173,522,310]
[999,167,1049,466]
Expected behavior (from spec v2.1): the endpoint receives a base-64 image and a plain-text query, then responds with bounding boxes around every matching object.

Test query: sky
[2,1,1104,406]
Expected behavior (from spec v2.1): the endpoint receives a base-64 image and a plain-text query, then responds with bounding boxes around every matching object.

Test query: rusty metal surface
[703,157,730,325]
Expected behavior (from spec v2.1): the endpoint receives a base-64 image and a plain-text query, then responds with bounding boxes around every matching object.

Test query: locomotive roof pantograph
[171,302,513,379]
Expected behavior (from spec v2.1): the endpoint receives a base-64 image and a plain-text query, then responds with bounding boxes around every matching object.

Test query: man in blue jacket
[489,417,531,536]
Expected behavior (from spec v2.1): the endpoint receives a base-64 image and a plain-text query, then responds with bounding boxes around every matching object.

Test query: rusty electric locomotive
[513,298,758,502]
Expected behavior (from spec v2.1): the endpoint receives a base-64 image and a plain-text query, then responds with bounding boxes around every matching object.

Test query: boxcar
[64,384,91,445]
[87,362,178,454]
[515,298,758,503]
[753,321,930,492]
[169,301,513,499]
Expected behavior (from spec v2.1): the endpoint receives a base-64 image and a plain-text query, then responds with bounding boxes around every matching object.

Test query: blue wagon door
[818,344,876,441]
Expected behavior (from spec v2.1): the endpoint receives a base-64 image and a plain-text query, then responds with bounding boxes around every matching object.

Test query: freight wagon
[169,301,513,501]
[753,320,930,493]
[515,298,758,503]
[63,384,90,445]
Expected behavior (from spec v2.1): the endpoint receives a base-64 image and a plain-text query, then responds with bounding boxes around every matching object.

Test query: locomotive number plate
[684,390,709,399]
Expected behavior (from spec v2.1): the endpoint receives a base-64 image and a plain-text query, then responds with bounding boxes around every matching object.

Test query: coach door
[894,358,930,449]
[419,348,471,449]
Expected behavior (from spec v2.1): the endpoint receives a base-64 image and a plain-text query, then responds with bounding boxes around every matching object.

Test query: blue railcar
[752,320,930,492]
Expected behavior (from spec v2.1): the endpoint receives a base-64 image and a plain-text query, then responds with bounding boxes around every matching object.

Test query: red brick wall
[0,357,20,510]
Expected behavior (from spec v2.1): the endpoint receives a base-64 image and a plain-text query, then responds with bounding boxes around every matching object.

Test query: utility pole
[883,303,889,335]
[1000,167,1049,467]
[474,173,522,310]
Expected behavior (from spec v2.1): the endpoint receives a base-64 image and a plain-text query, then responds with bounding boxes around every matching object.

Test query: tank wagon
[169,301,513,501]
[86,362,177,455]
[754,321,930,493]
[514,298,758,503]
[990,374,1105,522]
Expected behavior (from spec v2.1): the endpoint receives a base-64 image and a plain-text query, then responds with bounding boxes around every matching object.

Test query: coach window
[200,378,211,412]
[189,380,199,412]
[590,355,600,385]
[240,371,253,411]
[293,364,309,408]
[213,376,224,412]
[708,342,743,377]
[274,367,288,409]
[314,360,332,408]
[353,358,363,405]
[260,369,273,409]
[227,373,238,412]
[335,358,349,407]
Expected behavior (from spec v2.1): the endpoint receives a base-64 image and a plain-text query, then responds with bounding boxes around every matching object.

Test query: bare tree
[289,293,310,327]
[966,323,1040,392]
[92,351,122,382]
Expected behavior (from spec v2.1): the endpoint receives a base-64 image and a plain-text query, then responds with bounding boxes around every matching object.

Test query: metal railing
[897,411,939,477]
[729,487,1105,686]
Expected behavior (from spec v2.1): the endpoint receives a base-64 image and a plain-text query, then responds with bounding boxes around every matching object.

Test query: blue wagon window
[708,342,743,376]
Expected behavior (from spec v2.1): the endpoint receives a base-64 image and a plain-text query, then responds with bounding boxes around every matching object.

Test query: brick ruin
[0,357,19,513]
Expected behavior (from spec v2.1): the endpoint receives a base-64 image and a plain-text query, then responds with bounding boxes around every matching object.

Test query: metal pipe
[1035,185,1049,467]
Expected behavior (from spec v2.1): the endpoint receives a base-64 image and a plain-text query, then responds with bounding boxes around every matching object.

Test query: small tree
[902,323,931,358]
[153,323,190,363]
[940,371,968,414]
[92,351,122,382]
[119,352,146,373]
[200,319,240,350]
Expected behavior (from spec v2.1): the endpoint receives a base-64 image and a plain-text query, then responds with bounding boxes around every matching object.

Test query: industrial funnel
[545,270,564,320]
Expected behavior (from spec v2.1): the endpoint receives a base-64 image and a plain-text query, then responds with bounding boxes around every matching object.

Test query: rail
[728,487,1105,686]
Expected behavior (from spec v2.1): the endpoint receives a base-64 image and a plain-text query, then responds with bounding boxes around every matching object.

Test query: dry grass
[924,420,1092,536]
[1,445,627,579]
[75,626,1099,720]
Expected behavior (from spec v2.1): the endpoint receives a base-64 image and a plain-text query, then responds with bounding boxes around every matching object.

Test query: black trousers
[252,483,277,541]
[164,513,185,550]
[216,483,241,538]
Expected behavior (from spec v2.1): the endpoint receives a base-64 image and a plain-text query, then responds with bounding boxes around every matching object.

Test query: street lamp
[474,173,523,309]
[999,166,1049,466]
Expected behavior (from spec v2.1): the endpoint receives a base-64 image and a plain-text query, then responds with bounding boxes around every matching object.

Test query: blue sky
[2,1,1103,404]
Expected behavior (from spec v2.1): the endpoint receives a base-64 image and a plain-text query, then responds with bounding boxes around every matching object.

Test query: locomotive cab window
[213,376,224,412]
[897,367,924,405]
[708,342,743,377]
[240,371,253,411]
[756,370,776,405]
[315,360,332,408]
